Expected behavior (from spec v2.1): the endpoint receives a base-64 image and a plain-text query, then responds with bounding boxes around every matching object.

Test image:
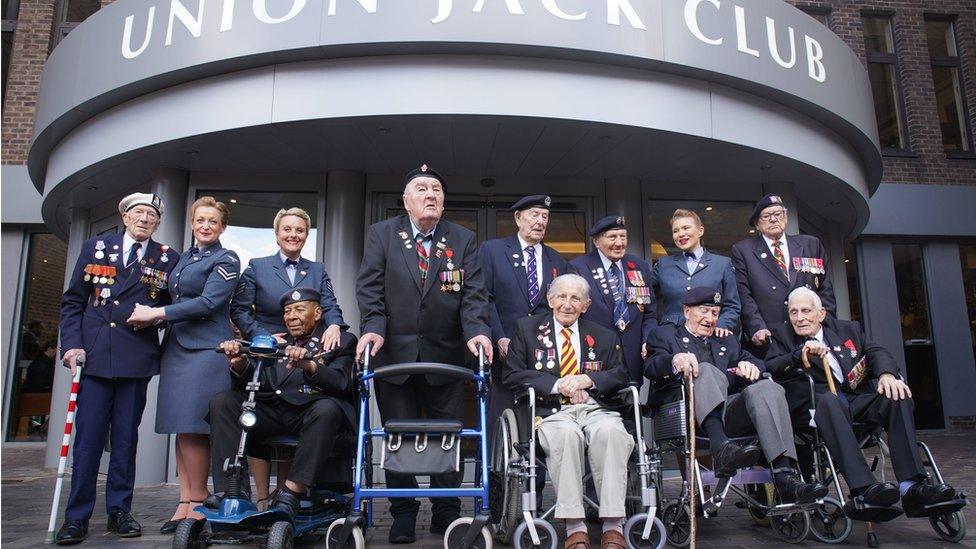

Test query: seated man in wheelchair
[645,286,826,503]
[766,287,959,519]
[211,288,357,519]
[504,273,633,549]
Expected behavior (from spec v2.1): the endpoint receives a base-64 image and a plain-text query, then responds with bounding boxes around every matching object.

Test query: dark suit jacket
[231,253,346,339]
[644,324,764,410]
[166,242,239,350]
[503,314,629,417]
[480,235,568,342]
[730,234,836,338]
[59,233,178,378]
[568,250,657,382]
[356,215,491,383]
[233,328,358,429]
[766,318,898,397]
[651,250,740,330]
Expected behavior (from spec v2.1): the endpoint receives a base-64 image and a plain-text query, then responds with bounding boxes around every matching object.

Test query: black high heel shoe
[159,501,190,534]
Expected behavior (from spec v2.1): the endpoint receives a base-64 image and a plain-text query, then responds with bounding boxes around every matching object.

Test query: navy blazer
[651,250,740,330]
[231,254,346,339]
[730,234,836,338]
[59,232,178,378]
[479,235,568,342]
[165,242,239,350]
[645,324,764,410]
[568,249,657,383]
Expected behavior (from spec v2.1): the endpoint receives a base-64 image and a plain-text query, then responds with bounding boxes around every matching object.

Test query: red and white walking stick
[45,358,83,544]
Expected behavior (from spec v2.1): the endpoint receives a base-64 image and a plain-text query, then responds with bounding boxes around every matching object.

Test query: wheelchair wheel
[625,462,643,517]
[809,497,852,544]
[489,409,522,543]
[267,521,294,549]
[623,513,666,549]
[662,503,691,548]
[513,518,558,549]
[930,510,967,543]
[443,517,493,549]
[769,510,811,544]
[745,483,774,527]
[324,518,365,549]
[172,518,205,549]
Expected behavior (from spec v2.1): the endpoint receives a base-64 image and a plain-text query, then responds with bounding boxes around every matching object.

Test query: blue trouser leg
[65,376,113,521]
[105,377,149,514]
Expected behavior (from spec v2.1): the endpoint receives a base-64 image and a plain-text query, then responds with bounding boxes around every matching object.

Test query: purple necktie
[526,246,539,305]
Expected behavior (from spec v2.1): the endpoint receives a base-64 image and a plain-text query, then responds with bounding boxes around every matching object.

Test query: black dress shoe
[902,482,956,513]
[776,474,828,504]
[712,441,761,476]
[856,482,900,507]
[389,514,417,544]
[55,520,88,545]
[430,511,461,535]
[160,520,179,535]
[107,510,142,537]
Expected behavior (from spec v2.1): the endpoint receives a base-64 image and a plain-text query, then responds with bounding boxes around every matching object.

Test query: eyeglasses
[759,209,787,221]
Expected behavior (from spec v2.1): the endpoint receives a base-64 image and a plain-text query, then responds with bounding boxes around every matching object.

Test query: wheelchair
[488,382,666,549]
[325,344,493,549]
[649,374,820,547]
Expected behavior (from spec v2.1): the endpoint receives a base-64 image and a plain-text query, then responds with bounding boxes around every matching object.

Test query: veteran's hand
[751,329,772,346]
[735,361,761,382]
[802,339,830,358]
[272,333,288,345]
[497,338,511,359]
[322,324,342,352]
[467,335,494,364]
[219,340,242,358]
[715,327,733,338]
[641,343,648,360]
[126,303,161,328]
[569,389,590,405]
[878,373,912,401]
[356,332,385,361]
[62,348,86,377]
[284,345,316,374]
[672,352,699,379]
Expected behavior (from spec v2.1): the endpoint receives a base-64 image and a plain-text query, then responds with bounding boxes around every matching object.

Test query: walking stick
[802,346,837,395]
[687,373,697,549]
[45,358,84,544]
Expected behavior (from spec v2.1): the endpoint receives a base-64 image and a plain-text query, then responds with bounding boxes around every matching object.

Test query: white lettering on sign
[253,0,307,24]
[122,6,155,59]
[327,0,376,16]
[607,0,645,30]
[165,0,205,47]
[683,0,827,83]
[542,0,586,21]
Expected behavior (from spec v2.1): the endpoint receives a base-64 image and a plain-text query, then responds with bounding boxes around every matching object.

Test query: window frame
[924,14,975,158]
[53,0,99,47]
[861,12,913,156]
[796,4,831,29]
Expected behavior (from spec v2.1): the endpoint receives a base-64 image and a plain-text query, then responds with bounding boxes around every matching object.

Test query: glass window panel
[862,16,894,54]
[7,233,68,441]
[496,210,587,260]
[932,66,970,153]
[801,9,829,27]
[959,245,976,361]
[62,0,99,22]
[845,242,862,323]
[645,200,754,261]
[2,0,18,20]
[2,30,12,106]
[200,191,318,268]
[925,19,956,57]
[868,62,905,149]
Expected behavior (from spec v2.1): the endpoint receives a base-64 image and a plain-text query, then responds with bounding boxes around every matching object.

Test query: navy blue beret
[589,215,627,237]
[279,287,321,308]
[682,287,722,307]
[404,163,446,188]
[512,195,552,212]
[749,193,787,226]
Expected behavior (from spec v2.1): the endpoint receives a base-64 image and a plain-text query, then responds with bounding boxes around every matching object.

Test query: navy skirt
[156,338,231,435]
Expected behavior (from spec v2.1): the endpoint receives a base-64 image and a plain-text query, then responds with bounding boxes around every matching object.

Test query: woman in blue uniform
[128,196,240,531]
[651,208,740,336]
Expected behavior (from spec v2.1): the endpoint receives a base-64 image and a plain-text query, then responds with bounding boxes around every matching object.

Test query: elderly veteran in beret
[127,196,240,531]
[479,194,568,434]
[645,287,826,503]
[55,192,178,544]
[651,208,740,336]
[504,274,632,549]
[765,288,958,519]
[568,215,656,383]
[731,194,835,355]
[356,164,492,543]
[211,288,357,519]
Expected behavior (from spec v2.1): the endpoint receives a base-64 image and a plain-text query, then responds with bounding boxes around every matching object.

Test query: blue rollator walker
[172,334,355,549]
[325,343,494,548]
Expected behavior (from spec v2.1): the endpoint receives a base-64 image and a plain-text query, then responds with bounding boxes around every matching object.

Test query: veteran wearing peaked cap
[568,215,657,382]
[54,192,179,544]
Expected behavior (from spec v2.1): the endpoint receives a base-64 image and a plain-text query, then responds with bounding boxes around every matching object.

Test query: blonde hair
[671,208,703,227]
[273,207,311,232]
[190,196,229,227]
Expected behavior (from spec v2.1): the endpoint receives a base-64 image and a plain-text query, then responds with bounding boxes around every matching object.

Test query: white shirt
[279,252,300,285]
[122,232,147,265]
[597,250,625,280]
[813,328,844,382]
[410,219,437,256]
[517,234,543,293]
[550,319,581,391]
[762,233,791,270]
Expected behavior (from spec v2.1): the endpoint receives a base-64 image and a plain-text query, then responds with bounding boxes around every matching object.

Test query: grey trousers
[693,363,797,462]
[537,403,635,519]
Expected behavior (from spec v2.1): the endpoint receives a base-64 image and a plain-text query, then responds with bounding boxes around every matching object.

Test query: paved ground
[3,431,974,548]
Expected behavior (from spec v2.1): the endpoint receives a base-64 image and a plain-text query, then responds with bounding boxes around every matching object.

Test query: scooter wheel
[325,518,365,549]
[443,517,492,549]
[267,521,294,549]
[172,518,205,549]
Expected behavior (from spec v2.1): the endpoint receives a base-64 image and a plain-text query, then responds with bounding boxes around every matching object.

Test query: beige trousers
[537,403,635,519]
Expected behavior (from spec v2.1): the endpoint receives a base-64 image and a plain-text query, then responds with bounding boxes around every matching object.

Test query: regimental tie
[415,233,432,284]
[607,263,630,330]
[525,245,540,305]
[772,240,789,280]
[559,327,579,377]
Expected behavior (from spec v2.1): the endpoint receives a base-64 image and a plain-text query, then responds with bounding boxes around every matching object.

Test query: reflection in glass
[926,20,971,153]
[868,63,905,149]
[862,16,894,54]
[645,200,754,261]
[959,245,976,366]
[925,19,956,57]
[845,242,862,322]
[62,0,99,22]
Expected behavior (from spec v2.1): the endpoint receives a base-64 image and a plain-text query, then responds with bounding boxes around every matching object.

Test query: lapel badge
[833,346,841,352]
[398,231,408,239]
[436,242,446,250]
[113,244,119,250]
[682,337,690,343]
[109,253,119,262]
[514,254,521,259]
[720,346,726,351]
[761,253,768,259]
[300,270,307,276]
[160,253,169,263]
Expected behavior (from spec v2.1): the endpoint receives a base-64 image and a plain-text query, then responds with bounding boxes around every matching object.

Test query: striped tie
[416,233,432,283]
[772,240,789,280]
[525,245,540,305]
[559,327,578,377]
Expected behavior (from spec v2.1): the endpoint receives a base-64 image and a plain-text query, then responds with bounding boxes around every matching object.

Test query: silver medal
[94,251,104,259]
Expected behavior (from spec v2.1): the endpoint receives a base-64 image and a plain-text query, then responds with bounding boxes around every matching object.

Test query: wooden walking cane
[687,373,697,549]
[45,358,84,544]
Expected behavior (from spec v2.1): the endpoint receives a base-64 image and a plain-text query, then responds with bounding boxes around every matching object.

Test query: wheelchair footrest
[904,495,967,518]
[843,497,903,523]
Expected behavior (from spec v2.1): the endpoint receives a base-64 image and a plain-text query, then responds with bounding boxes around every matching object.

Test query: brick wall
[791,1,976,186]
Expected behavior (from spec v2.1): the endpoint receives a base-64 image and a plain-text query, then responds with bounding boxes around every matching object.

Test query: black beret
[682,287,723,307]
[404,164,446,188]
[279,287,321,309]
[748,193,787,226]
[589,215,627,237]
[512,195,552,212]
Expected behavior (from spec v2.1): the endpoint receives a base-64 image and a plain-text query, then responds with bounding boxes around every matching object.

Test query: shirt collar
[279,252,301,265]
[762,233,785,249]
[122,232,147,255]
[683,247,704,260]
[597,249,621,272]
[517,233,541,253]
[410,219,437,240]
[555,318,579,335]
[814,327,825,344]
